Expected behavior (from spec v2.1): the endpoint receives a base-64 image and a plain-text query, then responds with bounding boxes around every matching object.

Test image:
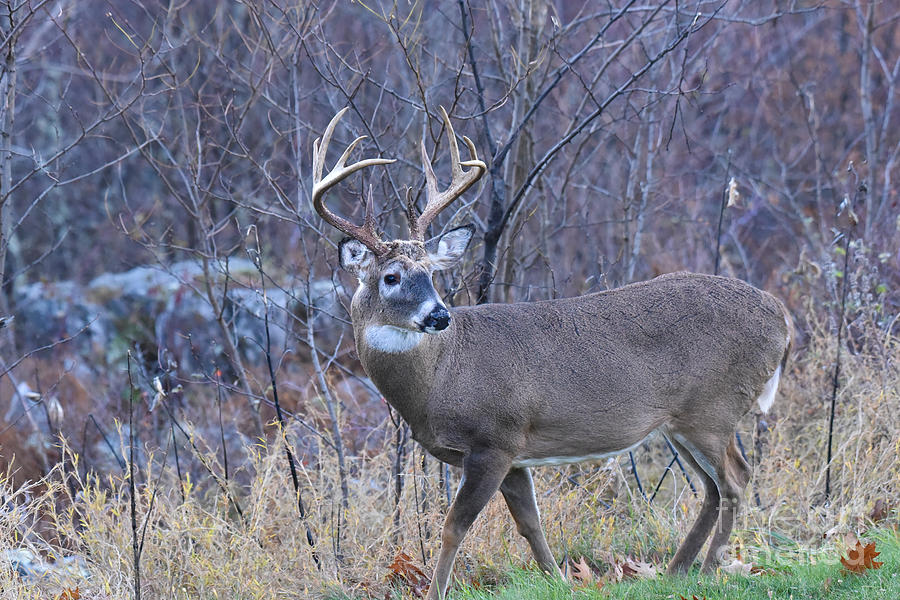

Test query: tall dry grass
[1,321,898,599]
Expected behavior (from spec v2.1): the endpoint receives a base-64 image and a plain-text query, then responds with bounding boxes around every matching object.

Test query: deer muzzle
[422,306,451,332]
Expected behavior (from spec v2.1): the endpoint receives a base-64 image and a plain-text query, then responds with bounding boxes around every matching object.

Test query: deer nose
[422,306,450,331]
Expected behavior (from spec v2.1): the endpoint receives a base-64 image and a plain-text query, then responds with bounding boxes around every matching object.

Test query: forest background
[0,0,898,598]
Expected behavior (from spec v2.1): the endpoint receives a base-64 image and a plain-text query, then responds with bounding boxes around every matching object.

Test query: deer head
[312,107,485,351]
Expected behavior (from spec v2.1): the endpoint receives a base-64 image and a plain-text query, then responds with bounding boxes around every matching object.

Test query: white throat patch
[365,325,424,353]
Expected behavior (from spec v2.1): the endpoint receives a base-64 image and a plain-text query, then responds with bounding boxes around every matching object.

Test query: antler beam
[312,108,395,255]
[408,107,486,241]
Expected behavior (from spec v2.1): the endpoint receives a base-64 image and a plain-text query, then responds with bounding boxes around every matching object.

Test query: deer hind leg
[500,467,562,577]
[701,437,751,572]
[665,435,722,574]
[427,449,511,600]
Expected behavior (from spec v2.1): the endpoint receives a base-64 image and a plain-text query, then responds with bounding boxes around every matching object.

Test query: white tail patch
[756,364,781,413]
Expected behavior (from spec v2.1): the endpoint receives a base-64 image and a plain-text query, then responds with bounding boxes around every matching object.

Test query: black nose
[422,306,450,331]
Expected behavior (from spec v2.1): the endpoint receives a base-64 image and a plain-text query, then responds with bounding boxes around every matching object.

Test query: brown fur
[349,269,792,598]
[313,108,794,597]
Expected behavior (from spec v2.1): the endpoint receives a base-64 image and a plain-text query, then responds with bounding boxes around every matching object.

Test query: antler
[312,107,396,255]
[407,106,486,241]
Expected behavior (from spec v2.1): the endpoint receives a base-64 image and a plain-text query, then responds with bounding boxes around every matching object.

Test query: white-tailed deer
[312,108,792,599]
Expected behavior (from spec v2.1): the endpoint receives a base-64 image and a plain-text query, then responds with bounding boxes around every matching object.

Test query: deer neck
[353,318,450,430]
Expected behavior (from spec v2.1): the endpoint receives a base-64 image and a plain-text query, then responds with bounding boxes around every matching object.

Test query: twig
[628,451,646,500]
[215,373,229,483]
[0,321,94,379]
[391,420,409,542]
[138,436,171,560]
[264,302,321,568]
[825,178,859,500]
[411,445,428,567]
[170,421,184,503]
[89,414,126,471]
[713,149,732,276]
[649,436,697,503]
[248,228,321,568]
[160,399,244,518]
[126,352,141,600]
[711,150,756,500]
[648,454,678,504]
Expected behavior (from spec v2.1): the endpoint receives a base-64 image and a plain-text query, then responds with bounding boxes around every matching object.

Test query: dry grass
[1,324,898,599]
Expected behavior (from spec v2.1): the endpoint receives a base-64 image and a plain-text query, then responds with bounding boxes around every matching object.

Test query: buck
[312,108,792,599]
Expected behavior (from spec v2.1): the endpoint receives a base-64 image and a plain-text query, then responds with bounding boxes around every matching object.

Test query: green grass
[453,529,899,600]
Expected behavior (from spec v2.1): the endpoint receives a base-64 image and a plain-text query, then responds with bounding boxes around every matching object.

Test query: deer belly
[511,434,652,469]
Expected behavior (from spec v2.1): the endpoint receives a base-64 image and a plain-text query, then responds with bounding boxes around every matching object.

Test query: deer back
[355,272,790,464]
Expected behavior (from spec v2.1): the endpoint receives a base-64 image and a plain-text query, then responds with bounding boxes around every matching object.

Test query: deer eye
[383,273,400,285]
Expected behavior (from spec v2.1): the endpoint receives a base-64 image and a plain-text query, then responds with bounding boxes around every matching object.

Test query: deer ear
[426,224,475,271]
[339,238,374,279]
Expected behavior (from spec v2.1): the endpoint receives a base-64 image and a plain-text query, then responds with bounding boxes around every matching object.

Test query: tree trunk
[0,1,18,353]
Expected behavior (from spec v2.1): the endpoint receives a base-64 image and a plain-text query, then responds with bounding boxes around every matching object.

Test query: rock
[0,548,90,581]
[13,259,346,374]
[12,281,106,355]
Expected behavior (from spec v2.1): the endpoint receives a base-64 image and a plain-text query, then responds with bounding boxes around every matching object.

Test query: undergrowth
[1,327,898,599]
[454,527,900,600]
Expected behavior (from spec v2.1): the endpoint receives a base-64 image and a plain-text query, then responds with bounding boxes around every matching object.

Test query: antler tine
[363,184,378,233]
[419,138,442,213]
[410,106,486,241]
[404,187,419,232]
[312,108,396,255]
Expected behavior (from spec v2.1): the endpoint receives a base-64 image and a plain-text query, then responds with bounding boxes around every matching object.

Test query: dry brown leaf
[629,558,658,579]
[570,557,593,584]
[55,589,80,600]
[841,542,866,574]
[863,541,883,570]
[840,540,882,574]
[568,557,604,591]
[386,551,430,598]
[611,558,659,581]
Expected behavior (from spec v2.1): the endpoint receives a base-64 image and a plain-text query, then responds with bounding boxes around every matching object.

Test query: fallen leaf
[570,557,593,584]
[841,541,866,574]
[386,551,430,597]
[55,589,80,600]
[567,557,604,591]
[840,540,882,574]
[604,554,659,582]
[620,558,658,580]
[862,541,883,570]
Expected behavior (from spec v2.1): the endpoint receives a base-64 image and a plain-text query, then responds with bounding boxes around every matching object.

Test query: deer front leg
[427,449,511,600]
[500,467,562,577]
